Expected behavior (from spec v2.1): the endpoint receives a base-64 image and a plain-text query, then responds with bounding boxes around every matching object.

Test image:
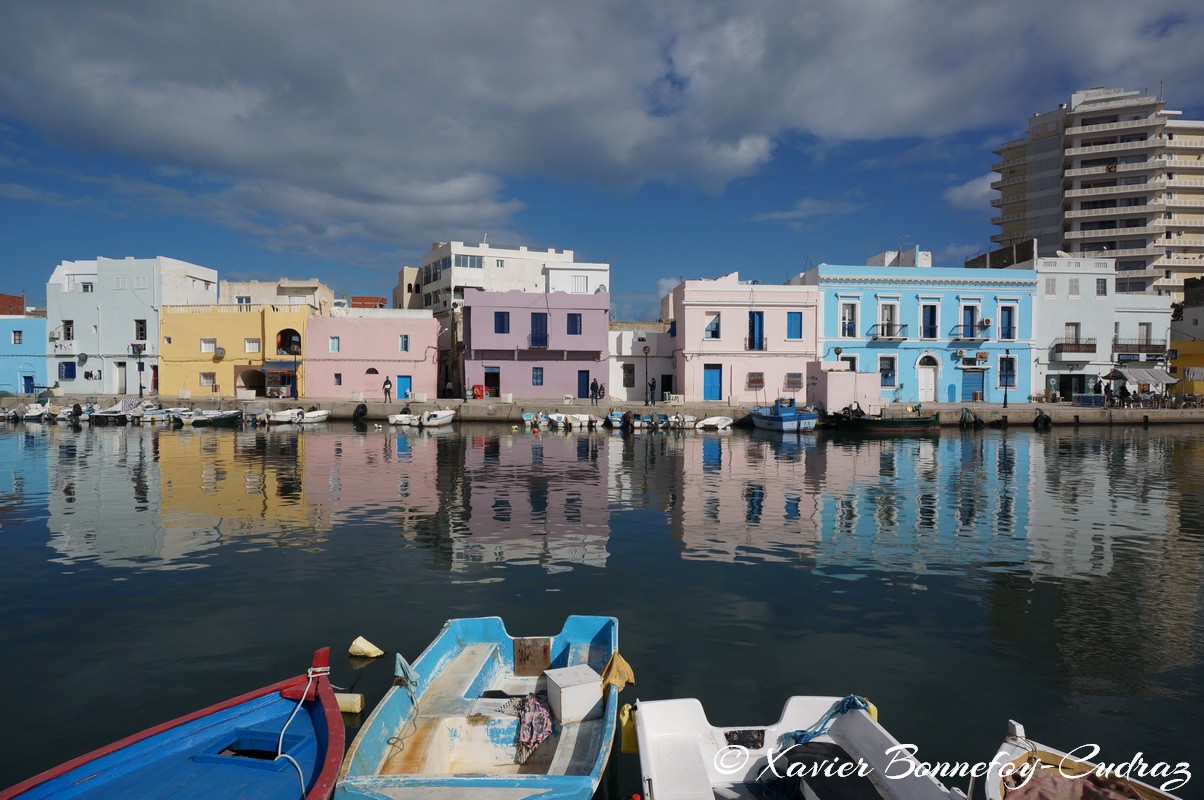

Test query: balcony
[951,323,990,341]
[1065,204,1165,219]
[1052,338,1097,360]
[1112,338,1166,355]
[528,334,549,349]
[1064,118,1159,136]
[1064,137,1167,157]
[838,322,860,339]
[997,327,1017,342]
[1065,161,1158,178]
[1064,181,1165,198]
[869,323,908,340]
[745,336,767,352]
[1065,226,1163,240]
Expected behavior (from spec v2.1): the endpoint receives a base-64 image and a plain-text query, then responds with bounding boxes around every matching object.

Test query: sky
[3,1,1204,319]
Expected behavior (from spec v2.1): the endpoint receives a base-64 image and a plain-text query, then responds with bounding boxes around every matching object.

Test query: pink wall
[303,316,438,399]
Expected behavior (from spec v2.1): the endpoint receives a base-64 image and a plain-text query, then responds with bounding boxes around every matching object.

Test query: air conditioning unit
[980,318,992,327]
[955,349,966,357]
[49,331,60,340]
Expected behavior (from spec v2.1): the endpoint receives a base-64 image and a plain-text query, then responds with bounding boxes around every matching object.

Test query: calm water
[0,422,1201,796]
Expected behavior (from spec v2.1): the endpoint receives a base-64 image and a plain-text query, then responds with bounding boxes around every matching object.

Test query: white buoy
[348,636,385,658]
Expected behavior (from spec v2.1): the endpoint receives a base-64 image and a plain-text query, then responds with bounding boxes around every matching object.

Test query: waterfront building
[159,304,310,398]
[461,290,609,401]
[991,86,1204,298]
[303,308,438,400]
[1171,277,1204,394]
[791,248,1037,405]
[219,278,335,314]
[666,272,820,404]
[0,310,47,396]
[607,321,673,403]
[396,240,611,395]
[46,257,217,397]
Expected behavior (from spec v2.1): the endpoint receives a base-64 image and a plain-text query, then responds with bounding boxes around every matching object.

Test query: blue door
[962,306,978,338]
[577,370,590,398]
[703,364,722,401]
[961,369,985,401]
[22,375,34,393]
[530,313,548,348]
[748,311,764,350]
[396,375,412,399]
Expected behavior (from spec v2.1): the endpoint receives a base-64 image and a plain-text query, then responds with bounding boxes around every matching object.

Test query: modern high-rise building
[991,86,1204,298]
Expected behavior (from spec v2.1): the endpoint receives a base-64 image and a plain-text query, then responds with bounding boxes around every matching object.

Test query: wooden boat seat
[783,741,888,800]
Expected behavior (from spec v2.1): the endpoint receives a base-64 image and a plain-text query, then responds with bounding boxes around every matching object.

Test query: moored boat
[388,412,420,426]
[636,694,957,800]
[750,397,818,432]
[186,409,244,428]
[695,415,733,431]
[567,413,598,429]
[668,413,697,429]
[832,405,940,433]
[605,411,624,428]
[335,616,621,800]
[21,403,51,422]
[419,408,456,427]
[268,408,331,425]
[984,720,1184,800]
[0,649,344,800]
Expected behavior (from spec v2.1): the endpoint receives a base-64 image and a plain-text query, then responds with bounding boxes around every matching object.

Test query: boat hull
[750,410,818,432]
[832,412,940,432]
[695,416,733,430]
[420,410,456,427]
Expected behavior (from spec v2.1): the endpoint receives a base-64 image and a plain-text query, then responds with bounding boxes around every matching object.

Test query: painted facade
[607,321,674,403]
[0,315,47,396]
[668,272,820,404]
[462,290,609,400]
[219,278,335,314]
[303,309,439,401]
[159,305,311,398]
[46,257,217,397]
[1171,277,1204,394]
[793,255,1037,404]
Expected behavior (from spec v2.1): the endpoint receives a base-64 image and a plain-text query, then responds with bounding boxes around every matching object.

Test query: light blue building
[792,249,1037,404]
[0,314,47,396]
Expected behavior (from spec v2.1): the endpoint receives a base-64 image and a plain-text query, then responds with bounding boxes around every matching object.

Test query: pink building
[669,272,821,403]
[303,310,438,400]
[462,290,609,400]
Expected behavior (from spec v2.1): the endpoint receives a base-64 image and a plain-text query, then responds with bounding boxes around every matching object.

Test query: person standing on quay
[383,377,392,403]
[648,377,657,406]
[590,377,599,406]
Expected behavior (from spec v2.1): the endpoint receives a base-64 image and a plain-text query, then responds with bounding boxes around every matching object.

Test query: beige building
[219,278,335,314]
[991,86,1204,299]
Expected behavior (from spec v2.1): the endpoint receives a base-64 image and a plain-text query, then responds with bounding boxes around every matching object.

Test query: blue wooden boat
[749,397,818,432]
[605,410,624,428]
[0,649,344,800]
[336,616,619,800]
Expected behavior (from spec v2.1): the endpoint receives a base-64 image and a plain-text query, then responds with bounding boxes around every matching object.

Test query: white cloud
[753,197,864,223]
[943,174,996,212]
[934,243,987,266]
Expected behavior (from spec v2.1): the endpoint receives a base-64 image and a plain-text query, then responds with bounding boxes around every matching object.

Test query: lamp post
[1003,347,1010,409]
[291,341,300,399]
[642,344,650,404]
[136,346,144,399]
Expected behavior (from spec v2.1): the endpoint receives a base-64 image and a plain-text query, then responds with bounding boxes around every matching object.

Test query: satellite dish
[595,284,608,293]
[214,346,226,360]
[77,353,88,366]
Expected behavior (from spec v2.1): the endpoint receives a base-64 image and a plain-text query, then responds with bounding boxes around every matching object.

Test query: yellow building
[160,304,311,398]
[1171,280,1204,395]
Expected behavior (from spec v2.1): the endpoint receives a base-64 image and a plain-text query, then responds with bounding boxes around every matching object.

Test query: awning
[1104,367,1178,385]
[261,360,298,373]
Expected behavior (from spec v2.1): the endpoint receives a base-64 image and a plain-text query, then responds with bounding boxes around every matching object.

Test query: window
[572,275,588,293]
[399,334,410,352]
[747,311,765,350]
[840,302,858,338]
[998,306,1016,340]
[784,372,803,390]
[163,335,172,345]
[134,319,147,341]
[1138,322,1152,343]
[11,330,22,345]
[960,305,980,338]
[334,373,342,386]
[999,356,1017,388]
[786,312,803,340]
[878,302,899,337]
[329,336,340,353]
[133,276,149,290]
[113,276,127,290]
[746,372,765,390]
[567,313,582,335]
[920,304,938,339]
[58,361,76,380]
[1064,322,1081,343]
[244,338,260,353]
[1096,278,1108,296]
[704,313,721,339]
[236,295,251,305]
[494,311,510,334]
[622,363,635,387]
[879,356,897,387]
[200,338,216,353]
[199,372,216,387]
[1044,277,1056,297]
[82,282,94,293]
[532,367,544,386]
[454,254,483,268]
[496,259,504,269]
[840,355,858,372]
[1068,277,1080,298]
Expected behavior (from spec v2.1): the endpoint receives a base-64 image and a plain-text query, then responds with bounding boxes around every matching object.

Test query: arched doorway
[917,355,940,402]
[237,368,266,396]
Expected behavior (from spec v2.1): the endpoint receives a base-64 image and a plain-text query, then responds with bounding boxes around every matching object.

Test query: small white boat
[522,411,548,428]
[420,408,456,427]
[546,412,568,429]
[22,403,51,422]
[696,415,734,430]
[91,401,130,425]
[636,695,957,800]
[985,720,1184,800]
[568,413,598,429]
[669,413,697,429]
[388,413,420,426]
[298,408,330,424]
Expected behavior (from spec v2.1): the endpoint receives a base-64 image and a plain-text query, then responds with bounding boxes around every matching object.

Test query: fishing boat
[0,649,344,800]
[750,397,818,432]
[388,412,420,426]
[521,411,548,428]
[567,413,598,430]
[636,694,957,800]
[419,408,456,427]
[832,403,940,433]
[90,401,131,426]
[668,413,697,429]
[336,616,620,800]
[605,411,624,428]
[695,416,733,431]
[21,403,53,422]
[268,408,332,425]
[983,720,1184,800]
[184,410,244,428]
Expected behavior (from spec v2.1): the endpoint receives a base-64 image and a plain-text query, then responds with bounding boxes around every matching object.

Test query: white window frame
[399,334,410,352]
[200,338,216,353]
[1044,276,1057,297]
[244,337,261,354]
[997,303,1018,341]
[919,301,940,340]
[133,275,149,290]
[571,275,588,293]
[236,295,252,305]
[199,372,216,387]
[704,312,721,340]
[1068,277,1081,298]
[997,355,1018,389]
[877,300,900,337]
[81,282,95,293]
[839,301,859,338]
[12,330,22,345]
[1096,278,1108,297]
[329,336,340,353]
[113,276,127,290]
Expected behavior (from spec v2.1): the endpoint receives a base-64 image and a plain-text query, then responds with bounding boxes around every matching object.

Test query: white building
[991,86,1204,298]
[607,321,674,403]
[219,278,335,314]
[46,257,217,396]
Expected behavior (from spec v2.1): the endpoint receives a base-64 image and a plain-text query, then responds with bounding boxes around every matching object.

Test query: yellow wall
[160,306,311,398]
[1171,337,1204,394]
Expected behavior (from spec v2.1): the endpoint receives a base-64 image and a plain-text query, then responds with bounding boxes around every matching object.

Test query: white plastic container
[545,664,603,724]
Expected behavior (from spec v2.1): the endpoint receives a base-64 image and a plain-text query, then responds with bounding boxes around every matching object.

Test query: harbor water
[0,422,1201,796]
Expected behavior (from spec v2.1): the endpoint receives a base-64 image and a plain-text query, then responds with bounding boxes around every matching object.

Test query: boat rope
[789,695,870,745]
[274,665,330,798]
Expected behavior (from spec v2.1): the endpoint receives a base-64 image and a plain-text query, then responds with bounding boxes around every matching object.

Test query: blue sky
[3,1,1204,318]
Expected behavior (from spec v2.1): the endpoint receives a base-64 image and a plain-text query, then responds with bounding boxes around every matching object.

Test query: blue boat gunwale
[338,615,619,793]
[0,649,344,800]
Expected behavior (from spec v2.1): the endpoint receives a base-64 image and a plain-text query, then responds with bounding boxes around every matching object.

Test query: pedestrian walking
[382,377,392,403]
[589,377,599,406]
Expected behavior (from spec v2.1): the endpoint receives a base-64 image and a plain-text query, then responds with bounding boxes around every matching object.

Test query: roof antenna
[483,232,489,244]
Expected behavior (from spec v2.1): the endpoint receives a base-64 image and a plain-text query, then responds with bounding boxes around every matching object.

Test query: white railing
[1064,137,1167,156]
[1064,118,1159,136]
[991,156,1028,171]
[1167,178,1204,187]
[1065,162,1157,177]
[1066,204,1164,218]
[1065,180,1165,197]
[1066,226,1163,239]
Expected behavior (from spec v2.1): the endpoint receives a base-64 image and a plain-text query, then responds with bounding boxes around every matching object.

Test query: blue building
[0,314,47,396]
[792,248,1037,405]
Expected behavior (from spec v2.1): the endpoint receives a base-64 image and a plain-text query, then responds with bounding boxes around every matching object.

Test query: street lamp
[1003,347,1010,409]
[642,344,651,404]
